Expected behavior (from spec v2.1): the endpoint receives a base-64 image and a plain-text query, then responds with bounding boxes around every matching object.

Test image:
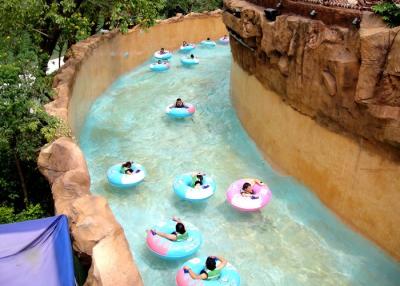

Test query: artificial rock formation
[223,0,400,149]
[38,138,143,286]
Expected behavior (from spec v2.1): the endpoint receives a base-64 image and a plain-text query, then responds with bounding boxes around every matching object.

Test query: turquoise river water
[79,44,400,285]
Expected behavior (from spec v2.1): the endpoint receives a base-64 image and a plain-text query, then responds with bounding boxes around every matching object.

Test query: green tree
[162,0,222,18]
[0,26,64,221]
[0,0,166,69]
[0,204,45,224]
[372,1,400,27]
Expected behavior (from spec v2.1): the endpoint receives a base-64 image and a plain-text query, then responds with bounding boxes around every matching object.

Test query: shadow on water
[215,201,275,230]
[139,246,182,271]
[171,196,209,214]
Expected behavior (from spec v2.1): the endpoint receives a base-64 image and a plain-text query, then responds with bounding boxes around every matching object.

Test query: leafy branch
[372,1,400,27]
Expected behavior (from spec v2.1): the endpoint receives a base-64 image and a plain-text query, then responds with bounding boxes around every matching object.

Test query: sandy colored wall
[231,61,400,260]
[69,12,227,135]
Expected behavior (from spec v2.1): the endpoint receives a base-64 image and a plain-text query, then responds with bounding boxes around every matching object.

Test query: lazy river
[79,44,400,285]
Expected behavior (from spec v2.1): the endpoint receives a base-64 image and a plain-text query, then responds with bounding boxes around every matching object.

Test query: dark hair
[242,182,251,190]
[207,37,210,40]
[190,54,194,59]
[176,222,186,234]
[176,98,182,101]
[161,47,164,49]
[194,180,201,186]
[206,257,216,270]
[122,161,132,168]
[196,174,203,184]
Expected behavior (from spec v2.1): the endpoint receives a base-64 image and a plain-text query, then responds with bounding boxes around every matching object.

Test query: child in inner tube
[120,161,135,175]
[240,179,263,199]
[150,217,188,241]
[182,41,188,47]
[159,47,166,54]
[183,256,227,280]
[191,172,209,190]
[174,98,188,109]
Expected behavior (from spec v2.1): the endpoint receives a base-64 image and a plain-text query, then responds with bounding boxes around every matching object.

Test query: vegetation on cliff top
[372,1,400,27]
[0,0,222,224]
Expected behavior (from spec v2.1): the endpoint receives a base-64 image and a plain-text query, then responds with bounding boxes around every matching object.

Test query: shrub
[372,1,400,27]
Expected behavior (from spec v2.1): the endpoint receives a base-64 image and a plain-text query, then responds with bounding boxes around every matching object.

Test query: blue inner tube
[154,51,172,60]
[150,63,169,72]
[180,57,199,66]
[173,173,216,202]
[165,104,195,119]
[176,257,241,286]
[106,162,146,189]
[201,40,216,47]
[180,44,196,52]
[219,37,229,45]
[146,220,203,260]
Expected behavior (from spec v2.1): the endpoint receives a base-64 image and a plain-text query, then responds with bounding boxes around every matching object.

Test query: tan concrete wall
[69,13,227,135]
[231,61,400,260]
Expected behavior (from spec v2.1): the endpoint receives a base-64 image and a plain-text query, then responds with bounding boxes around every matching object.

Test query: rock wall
[223,0,400,148]
[223,0,400,260]
[38,12,227,285]
[38,138,142,286]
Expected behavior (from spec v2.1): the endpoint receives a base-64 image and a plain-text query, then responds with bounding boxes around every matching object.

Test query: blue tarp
[0,215,75,286]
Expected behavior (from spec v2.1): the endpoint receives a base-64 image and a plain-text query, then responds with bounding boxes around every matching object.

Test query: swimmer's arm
[153,230,177,241]
[184,267,207,280]
[172,216,182,223]
[214,256,227,270]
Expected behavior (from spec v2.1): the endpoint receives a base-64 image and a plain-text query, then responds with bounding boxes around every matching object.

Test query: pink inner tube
[146,230,169,256]
[187,105,195,114]
[226,179,272,212]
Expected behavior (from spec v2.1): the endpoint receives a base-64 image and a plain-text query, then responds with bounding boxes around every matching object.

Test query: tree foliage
[372,1,400,27]
[0,0,167,62]
[0,204,45,224]
[162,0,223,18]
[0,30,64,219]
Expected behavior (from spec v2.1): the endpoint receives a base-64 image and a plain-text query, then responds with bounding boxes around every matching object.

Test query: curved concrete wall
[40,12,227,286]
[231,61,400,260]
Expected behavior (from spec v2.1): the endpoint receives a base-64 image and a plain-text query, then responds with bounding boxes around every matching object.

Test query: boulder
[70,196,121,256]
[85,229,143,286]
[38,137,88,184]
